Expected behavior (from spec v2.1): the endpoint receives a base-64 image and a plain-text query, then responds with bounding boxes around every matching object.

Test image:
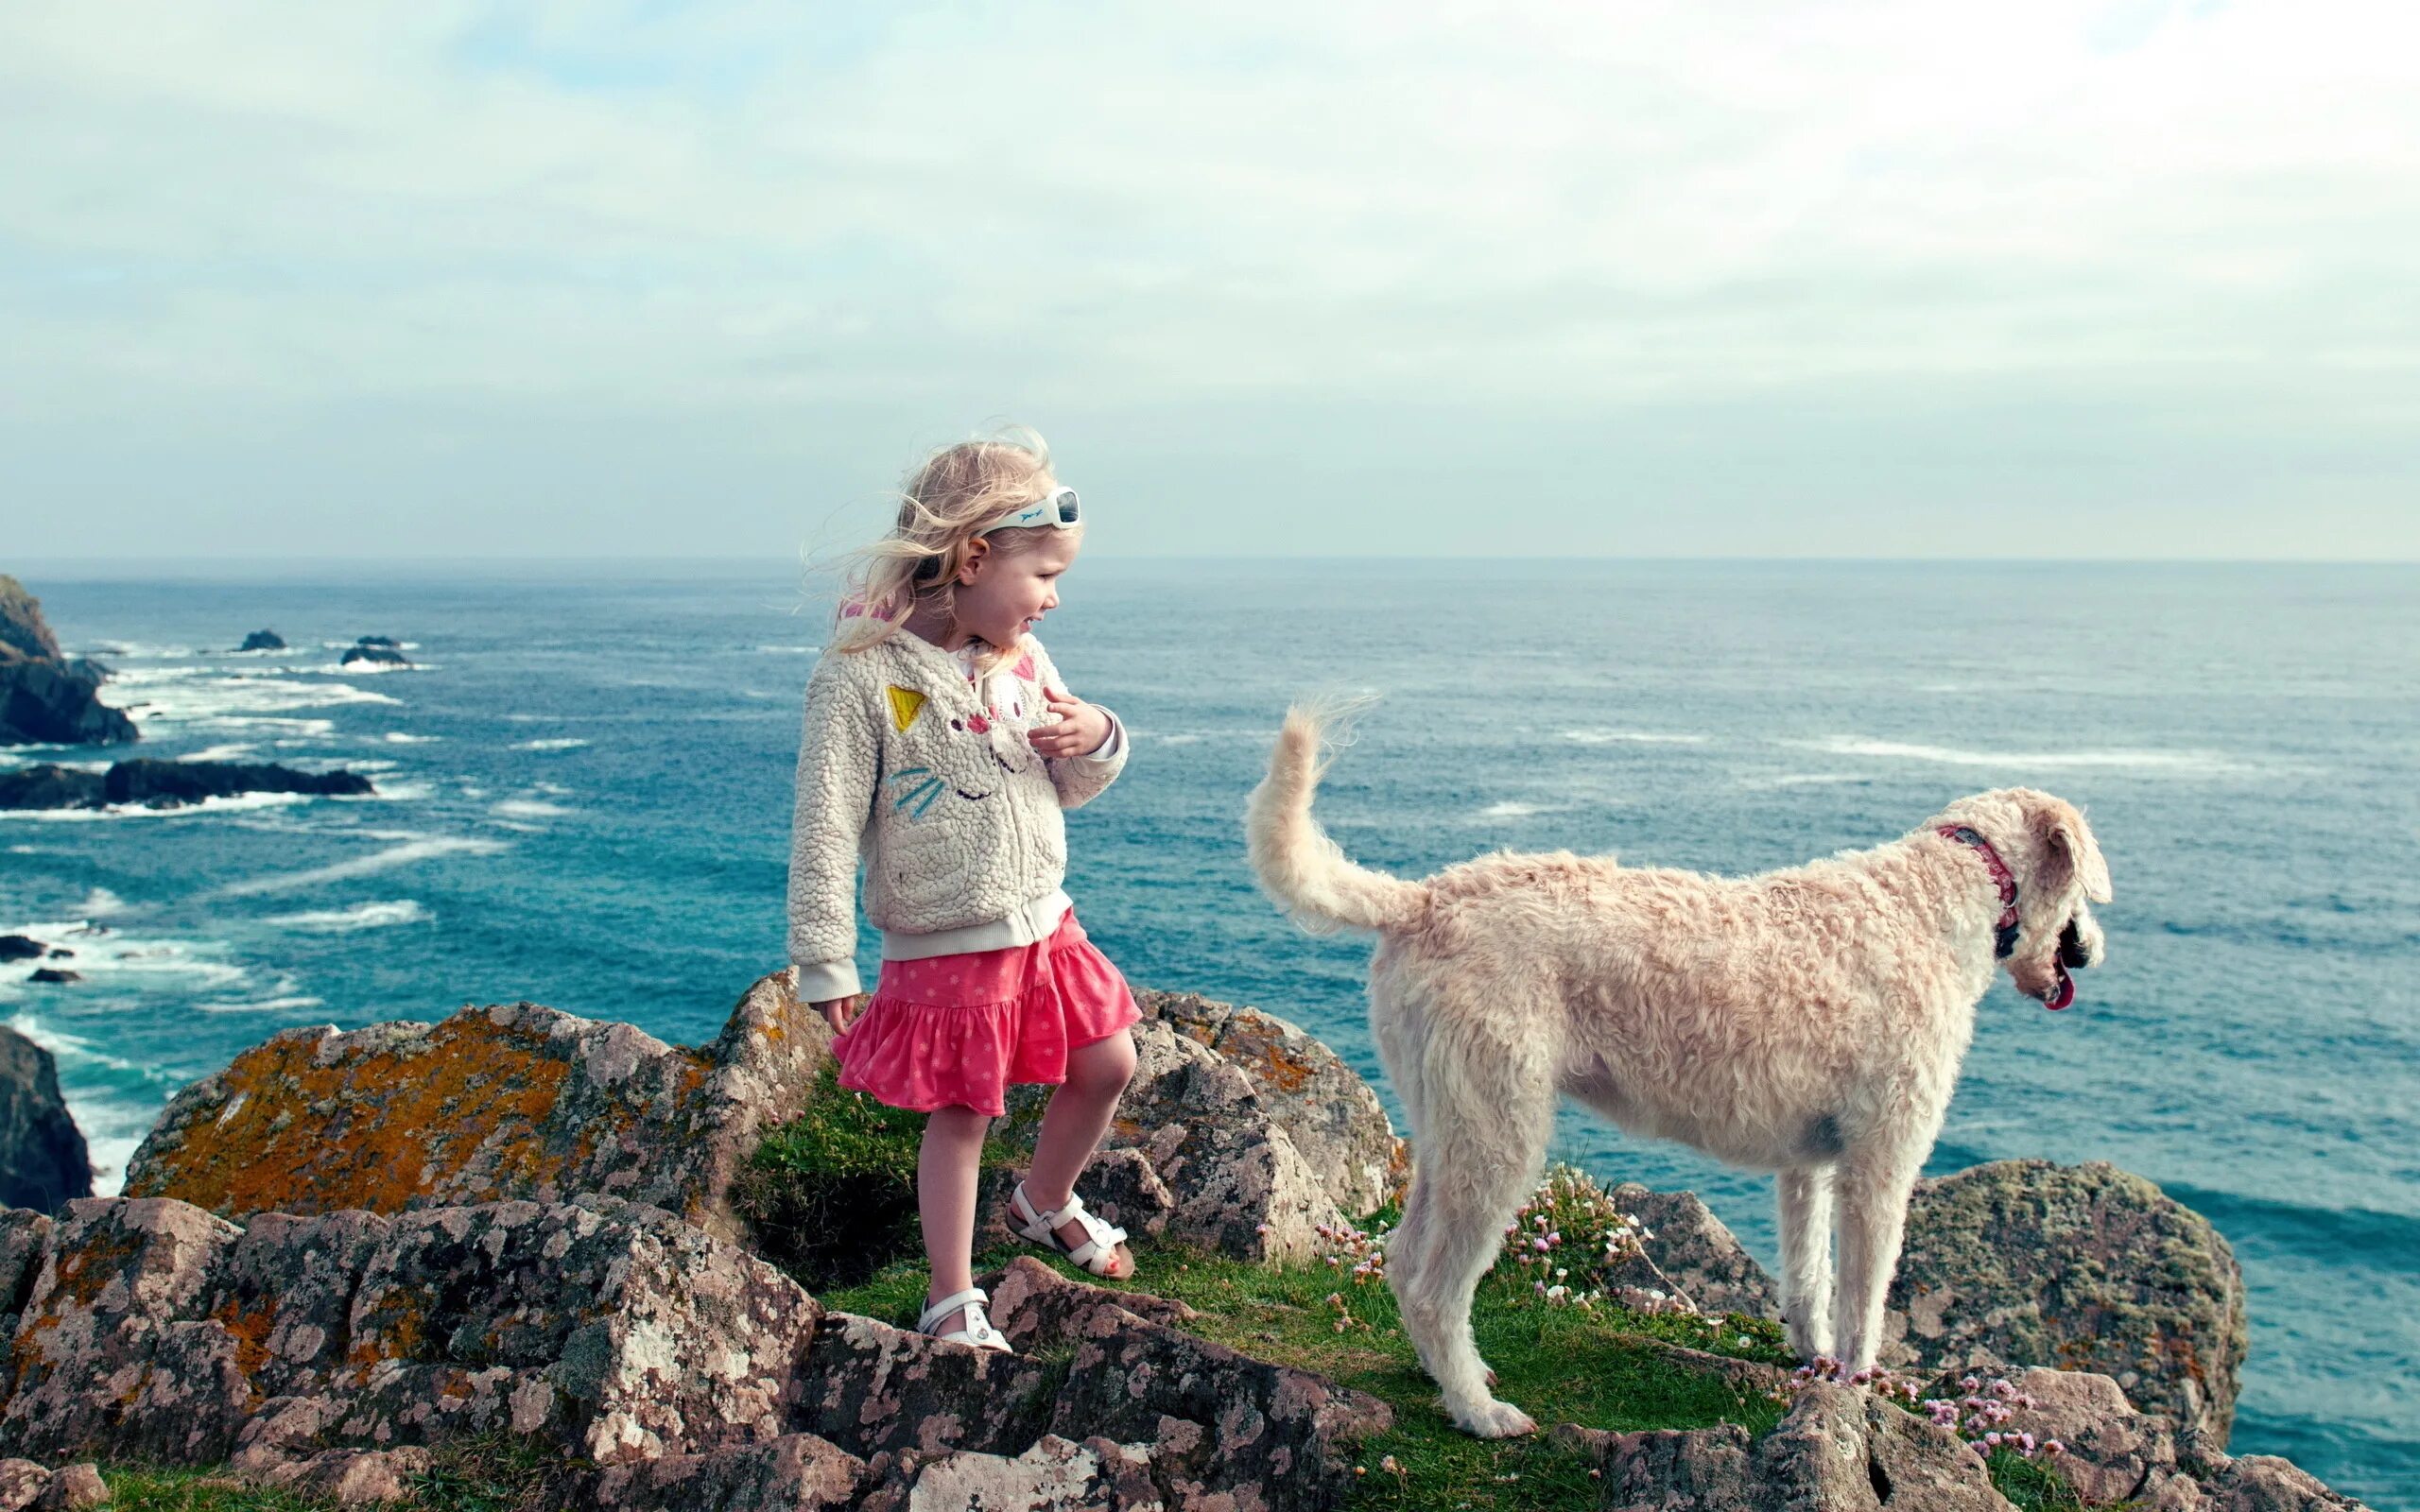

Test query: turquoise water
[3,558,2413,1507]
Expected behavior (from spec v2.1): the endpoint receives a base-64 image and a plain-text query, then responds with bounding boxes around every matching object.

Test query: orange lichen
[128,1012,583,1219]
[210,1294,279,1381]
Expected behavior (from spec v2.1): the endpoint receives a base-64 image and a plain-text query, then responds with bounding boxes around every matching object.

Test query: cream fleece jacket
[786,631,1127,1003]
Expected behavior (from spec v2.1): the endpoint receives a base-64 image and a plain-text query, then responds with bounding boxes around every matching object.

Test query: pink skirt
[833,909,1139,1117]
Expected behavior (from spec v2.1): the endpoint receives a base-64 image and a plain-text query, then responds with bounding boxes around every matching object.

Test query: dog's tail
[1246,700,1430,935]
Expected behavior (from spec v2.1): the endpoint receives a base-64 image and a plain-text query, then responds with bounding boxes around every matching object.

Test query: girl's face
[954,531,1080,649]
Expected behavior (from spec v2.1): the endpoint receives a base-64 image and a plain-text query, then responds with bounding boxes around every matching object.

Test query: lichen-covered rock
[0,1211,54,1340]
[797,1311,1054,1459]
[1,1196,251,1463]
[123,969,832,1245]
[1134,990,1402,1218]
[1885,1160,2249,1445]
[0,1460,50,1512]
[588,1432,865,1510]
[30,1462,105,1510]
[249,1447,432,1505]
[1002,1018,1346,1263]
[1990,1366,2180,1503]
[0,1194,824,1482]
[1610,1183,1782,1320]
[1008,1264,1392,1512]
[1587,1383,2014,1512]
[876,1434,1163,1512]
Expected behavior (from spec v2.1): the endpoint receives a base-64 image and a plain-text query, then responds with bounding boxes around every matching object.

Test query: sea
[2,558,2413,1508]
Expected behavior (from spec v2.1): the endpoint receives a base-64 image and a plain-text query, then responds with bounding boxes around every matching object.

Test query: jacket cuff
[792,957,863,1005]
[1073,707,1126,763]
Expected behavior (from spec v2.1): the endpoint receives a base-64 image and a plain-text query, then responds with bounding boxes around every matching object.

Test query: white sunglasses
[977,487,1080,536]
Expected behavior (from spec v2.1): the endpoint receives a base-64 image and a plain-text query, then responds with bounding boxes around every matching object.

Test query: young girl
[789,431,1140,1352]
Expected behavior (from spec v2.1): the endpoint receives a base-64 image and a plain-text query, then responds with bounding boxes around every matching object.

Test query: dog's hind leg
[1832,1142,1924,1373]
[1387,997,1557,1439]
[1776,1165,1836,1362]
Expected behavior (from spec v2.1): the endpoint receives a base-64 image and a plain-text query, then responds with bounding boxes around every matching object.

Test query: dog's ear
[2031,802,2112,903]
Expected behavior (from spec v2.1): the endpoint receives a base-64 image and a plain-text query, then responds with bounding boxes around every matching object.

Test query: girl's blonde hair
[829,427,1078,659]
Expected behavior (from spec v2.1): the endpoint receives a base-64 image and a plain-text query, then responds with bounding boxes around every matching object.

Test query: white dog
[1245,706,2112,1437]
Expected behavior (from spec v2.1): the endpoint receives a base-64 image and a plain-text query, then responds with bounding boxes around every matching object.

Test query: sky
[5,1,2418,561]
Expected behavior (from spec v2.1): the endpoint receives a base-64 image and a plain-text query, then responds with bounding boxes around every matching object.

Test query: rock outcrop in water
[0,1030,89,1214]
[340,636,411,669]
[0,576,136,749]
[234,629,285,652]
[1883,1160,2249,1444]
[0,759,374,812]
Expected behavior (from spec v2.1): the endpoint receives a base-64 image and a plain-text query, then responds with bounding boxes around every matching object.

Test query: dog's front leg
[1832,1143,1922,1373]
[1776,1166,1835,1361]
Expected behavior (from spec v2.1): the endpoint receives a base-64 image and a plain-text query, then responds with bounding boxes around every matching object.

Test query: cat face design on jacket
[882,678,1046,818]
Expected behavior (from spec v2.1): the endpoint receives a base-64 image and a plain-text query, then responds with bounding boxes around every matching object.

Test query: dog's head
[1938,789,2113,1009]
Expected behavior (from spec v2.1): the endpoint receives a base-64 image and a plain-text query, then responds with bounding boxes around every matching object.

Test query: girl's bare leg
[1022,1028,1140,1274]
[920,1104,992,1332]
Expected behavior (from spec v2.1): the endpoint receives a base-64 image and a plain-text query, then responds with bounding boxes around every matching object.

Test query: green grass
[827,1228,1794,1512]
[95,1435,579,1512]
[730,1062,1020,1290]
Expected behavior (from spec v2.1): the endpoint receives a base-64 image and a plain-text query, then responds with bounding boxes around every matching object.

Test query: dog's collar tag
[1939,825,2021,958]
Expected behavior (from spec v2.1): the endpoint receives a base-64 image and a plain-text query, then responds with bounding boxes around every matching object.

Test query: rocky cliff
[0,577,135,749]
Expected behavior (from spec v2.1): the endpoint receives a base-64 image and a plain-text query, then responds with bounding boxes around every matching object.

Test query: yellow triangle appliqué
[886,685,926,732]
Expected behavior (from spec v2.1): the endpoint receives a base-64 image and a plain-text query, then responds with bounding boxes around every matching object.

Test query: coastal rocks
[0,942,42,963]
[0,1028,92,1212]
[972,1256,1393,1512]
[1609,1183,1784,1320]
[1976,1367,2371,1512]
[340,637,411,669]
[235,630,285,652]
[1577,1382,2014,1512]
[0,1194,825,1476]
[0,760,374,812]
[23,972,77,988]
[994,991,1402,1263]
[124,968,834,1246]
[1886,1160,2248,1445]
[0,1460,109,1511]
[0,576,136,748]
[590,1434,864,1510]
[1137,990,1404,1218]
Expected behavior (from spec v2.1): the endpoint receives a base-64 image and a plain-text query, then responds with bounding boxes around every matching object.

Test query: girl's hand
[1028,689,1111,759]
[815,997,856,1034]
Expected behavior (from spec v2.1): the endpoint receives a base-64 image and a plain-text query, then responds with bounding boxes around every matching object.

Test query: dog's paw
[1457,1398,1539,1439]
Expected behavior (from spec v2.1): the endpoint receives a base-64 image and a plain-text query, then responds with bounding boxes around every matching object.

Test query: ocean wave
[77,887,127,918]
[81,642,195,660]
[382,732,442,745]
[267,900,429,933]
[197,994,326,1014]
[1561,730,1712,746]
[177,743,261,763]
[99,669,402,730]
[1473,799,1562,818]
[492,799,571,819]
[318,641,421,651]
[1740,773,1875,789]
[1785,736,2236,772]
[0,791,313,823]
[511,738,588,752]
[755,644,819,655]
[213,835,511,898]
[0,929,247,993]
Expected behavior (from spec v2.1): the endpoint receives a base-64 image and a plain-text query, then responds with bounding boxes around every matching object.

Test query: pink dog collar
[1938,825,2020,959]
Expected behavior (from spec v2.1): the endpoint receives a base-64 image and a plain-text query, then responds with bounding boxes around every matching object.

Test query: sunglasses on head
[977,486,1080,536]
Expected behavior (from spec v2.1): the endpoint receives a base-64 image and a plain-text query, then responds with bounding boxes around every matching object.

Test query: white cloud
[3,0,2416,556]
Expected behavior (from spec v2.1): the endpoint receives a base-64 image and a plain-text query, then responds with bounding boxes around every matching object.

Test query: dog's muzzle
[2041,919,2095,1010]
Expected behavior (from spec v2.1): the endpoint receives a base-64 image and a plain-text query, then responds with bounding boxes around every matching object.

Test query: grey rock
[589,1432,864,1510]
[0,1460,50,1512]
[888,1434,1162,1511]
[0,1030,93,1213]
[1588,1383,2012,1512]
[236,631,285,652]
[1136,989,1404,1217]
[30,1463,106,1510]
[798,1310,1054,1459]
[1885,1160,2249,1445]
[0,577,135,748]
[1610,1184,1782,1320]
[1992,1366,2178,1504]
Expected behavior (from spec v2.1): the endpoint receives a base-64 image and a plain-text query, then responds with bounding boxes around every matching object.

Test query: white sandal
[1007,1180,1132,1279]
[918,1286,1011,1352]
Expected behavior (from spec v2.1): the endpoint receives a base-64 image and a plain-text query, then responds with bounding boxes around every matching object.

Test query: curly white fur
[1246,704,2112,1438]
